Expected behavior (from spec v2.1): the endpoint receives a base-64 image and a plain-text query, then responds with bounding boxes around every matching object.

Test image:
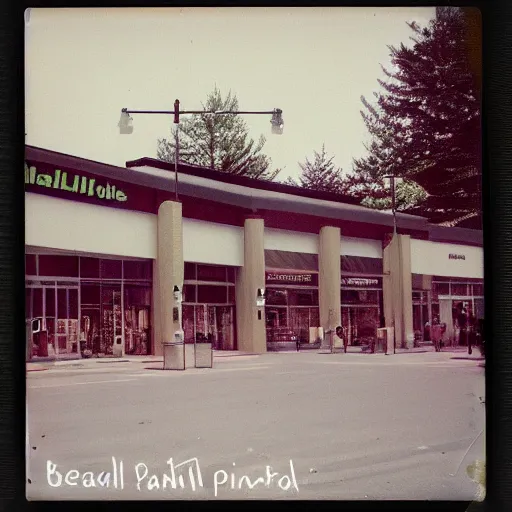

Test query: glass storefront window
[228,286,236,304]
[45,287,56,317]
[288,289,318,306]
[80,257,100,278]
[451,283,469,296]
[184,263,196,280]
[266,308,288,330]
[433,282,450,296]
[39,255,79,277]
[100,259,122,280]
[227,267,236,283]
[197,264,227,282]
[26,255,154,359]
[341,307,379,346]
[341,289,379,305]
[25,254,37,275]
[289,308,312,343]
[472,283,484,297]
[474,298,484,320]
[266,288,288,306]
[123,260,152,281]
[182,304,235,349]
[197,285,227,304]
[123,285,151,355]
[183,284,197,303]
[81,284,101,305]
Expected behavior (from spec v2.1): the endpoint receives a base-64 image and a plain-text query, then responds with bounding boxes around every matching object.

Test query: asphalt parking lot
[26,351,485,501]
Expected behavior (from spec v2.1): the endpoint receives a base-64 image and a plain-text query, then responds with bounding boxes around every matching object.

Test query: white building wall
[25,192,157,259]
[264,228,383,259]
[183,218,244,266]
[341,236,382,259]
[264,228,318,254]
[410,239,484,279]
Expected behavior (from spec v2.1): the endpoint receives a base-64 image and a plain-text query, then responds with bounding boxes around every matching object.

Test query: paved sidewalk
[26,350,259,371]
[27,347,485,372]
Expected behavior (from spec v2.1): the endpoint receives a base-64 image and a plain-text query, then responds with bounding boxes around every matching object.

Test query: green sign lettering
[24,162,128,203]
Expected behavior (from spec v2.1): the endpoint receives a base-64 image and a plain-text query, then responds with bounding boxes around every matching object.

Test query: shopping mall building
[24,145,484,360]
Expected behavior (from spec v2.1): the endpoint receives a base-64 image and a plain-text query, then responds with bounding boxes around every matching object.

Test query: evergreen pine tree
[157,87,279,180]
[288,145,345,193]
[352,7,481,226]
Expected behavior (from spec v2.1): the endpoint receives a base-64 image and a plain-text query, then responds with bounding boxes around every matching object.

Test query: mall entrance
[25,253,153,360]
[182,304,235,350]
[25,282,79,358]
[413,290,431,343]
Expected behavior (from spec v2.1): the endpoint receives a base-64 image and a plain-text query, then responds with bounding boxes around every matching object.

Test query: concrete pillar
[319,226,342,339]
[156,200,184,365]
[383,233,414,349]
[235,216,266,353]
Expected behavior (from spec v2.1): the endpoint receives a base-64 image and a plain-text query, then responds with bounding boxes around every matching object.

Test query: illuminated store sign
[24,162,128,202]
[265,272,317,285]
[341,277,380,287]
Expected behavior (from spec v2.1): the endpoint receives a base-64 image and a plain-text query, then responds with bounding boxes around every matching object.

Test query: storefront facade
[410,239,484,346]
[24,145,484,359]
[25,252,152,359]
[182,263,237,350]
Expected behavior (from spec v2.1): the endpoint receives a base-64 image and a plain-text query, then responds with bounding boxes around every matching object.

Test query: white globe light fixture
[270,108,284,135]
[118,109,134,135]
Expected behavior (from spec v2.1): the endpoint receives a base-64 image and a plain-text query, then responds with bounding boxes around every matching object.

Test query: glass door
[55,287,79,355]
[101,285,122,356]
[183,305,195,344]
[25,284,61,358]
[216,306,235,350]
[289,308,311,343]
[207,306,218,347]
[195,304,207,342]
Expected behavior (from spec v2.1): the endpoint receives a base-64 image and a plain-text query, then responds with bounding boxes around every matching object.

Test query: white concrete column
[319,226,342,339]
[383,233,414,349]
[156,200,184,365]
[235,216,266,353]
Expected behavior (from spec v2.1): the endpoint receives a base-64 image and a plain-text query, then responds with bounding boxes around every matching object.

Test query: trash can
[113,335,123,357]
[163,331,185,370]
[377,327,395,355]
[194,339,213,368]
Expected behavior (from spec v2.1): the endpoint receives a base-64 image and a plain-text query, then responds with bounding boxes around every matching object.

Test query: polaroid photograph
[25,6,485,501]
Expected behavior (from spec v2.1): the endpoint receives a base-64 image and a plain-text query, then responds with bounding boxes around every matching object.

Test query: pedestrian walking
[458,307,468,348]
[467,311,477,355]
[431,316,442,352]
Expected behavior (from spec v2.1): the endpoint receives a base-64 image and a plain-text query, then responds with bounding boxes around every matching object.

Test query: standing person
[336,326,347,353]
[457,307,468,348]
[431,316,442,352]
[467,310,477,355]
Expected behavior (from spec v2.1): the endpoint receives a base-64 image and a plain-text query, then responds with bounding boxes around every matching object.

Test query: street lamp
[118,99,284,368]
[383,173,398,235]
[119,100,284,201]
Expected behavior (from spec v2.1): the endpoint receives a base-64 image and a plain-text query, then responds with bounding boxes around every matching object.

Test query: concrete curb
[26,352,260,372]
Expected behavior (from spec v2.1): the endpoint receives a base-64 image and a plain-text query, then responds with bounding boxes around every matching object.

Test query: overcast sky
[25,7,435,181]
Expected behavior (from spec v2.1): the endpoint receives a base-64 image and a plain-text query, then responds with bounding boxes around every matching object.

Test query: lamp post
[119,101,284,201]
[118,100,284,367]
[383,148,401,352]
[383,173,397,236]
